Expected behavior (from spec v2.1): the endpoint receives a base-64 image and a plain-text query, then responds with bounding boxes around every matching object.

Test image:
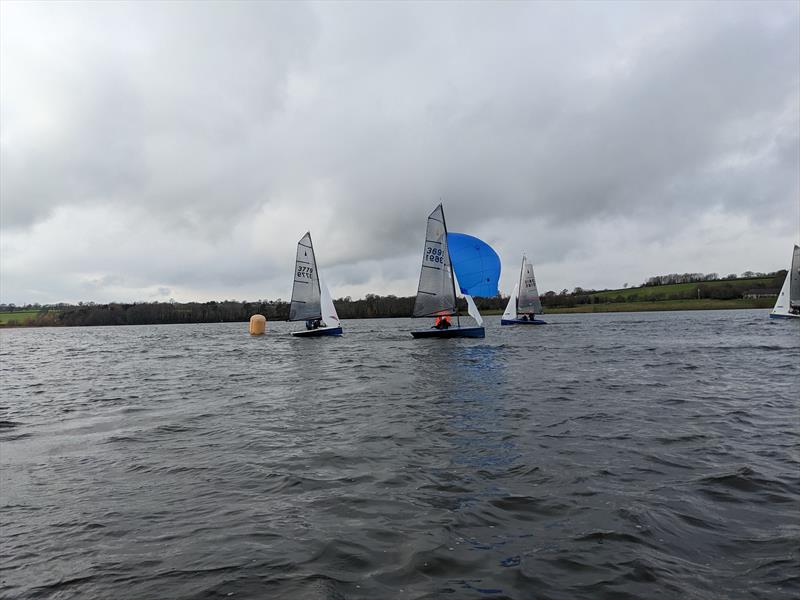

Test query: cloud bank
[1,1,798,303]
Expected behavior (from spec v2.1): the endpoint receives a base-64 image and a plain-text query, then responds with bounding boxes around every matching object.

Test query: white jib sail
[413,204,457,317]
[465,294,483,326]
[319,275,340,329]
[771,244,800,317]
[289,232,322,321]
[771,269,792,316]
[503,283,519,321]
[517,255,543,314]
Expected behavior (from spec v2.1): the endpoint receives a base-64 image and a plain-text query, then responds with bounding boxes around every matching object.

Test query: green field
[587,277,773,301]
[544,298,774,313]
[0,310,45,325]
[480,297,774,315]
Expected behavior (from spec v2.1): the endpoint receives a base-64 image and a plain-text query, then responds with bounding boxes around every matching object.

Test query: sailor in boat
[433,315,452,330]
[305,318,322,330]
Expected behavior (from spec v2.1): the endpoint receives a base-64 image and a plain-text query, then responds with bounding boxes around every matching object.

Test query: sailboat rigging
[410,204,487,338]
[502,255,546,325]
[769,244,800,320]
[288,232,343,336]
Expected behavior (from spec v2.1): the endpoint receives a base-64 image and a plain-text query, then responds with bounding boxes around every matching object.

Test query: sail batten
[413,204,457,317]
[289,232,322,321]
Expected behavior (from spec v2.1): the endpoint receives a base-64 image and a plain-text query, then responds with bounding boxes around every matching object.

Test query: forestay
[413,204,457,317]
[517,255,543,314]
[289,232,322,321]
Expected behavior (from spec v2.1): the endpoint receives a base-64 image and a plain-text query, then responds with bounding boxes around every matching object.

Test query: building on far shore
[743,289,779,299]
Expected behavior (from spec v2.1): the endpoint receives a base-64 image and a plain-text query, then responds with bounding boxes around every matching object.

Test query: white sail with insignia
[517,255,543,315]
[413,204,457,317]
[289,232,322,321]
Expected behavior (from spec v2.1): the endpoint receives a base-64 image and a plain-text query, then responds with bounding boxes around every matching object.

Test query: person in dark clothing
[433,315,452,330]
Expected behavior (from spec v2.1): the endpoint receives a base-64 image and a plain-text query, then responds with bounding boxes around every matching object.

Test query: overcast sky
[1,1,798,304]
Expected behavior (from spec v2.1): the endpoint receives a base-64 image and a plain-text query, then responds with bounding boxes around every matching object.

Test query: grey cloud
[1,1,797,303]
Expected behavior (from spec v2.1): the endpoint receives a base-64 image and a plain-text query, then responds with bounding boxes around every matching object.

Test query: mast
[439,203,460,326]
[517,255,525,315]
[308,232,321,302]
[790,244,800,309]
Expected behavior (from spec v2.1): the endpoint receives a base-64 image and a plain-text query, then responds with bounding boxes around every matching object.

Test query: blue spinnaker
[447,232,501,297]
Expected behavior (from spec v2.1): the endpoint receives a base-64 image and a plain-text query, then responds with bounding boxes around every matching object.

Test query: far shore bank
[0,298,777,328]
[482,298,775,315]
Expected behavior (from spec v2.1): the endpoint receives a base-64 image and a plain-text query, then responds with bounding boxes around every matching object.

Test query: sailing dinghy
[288,232,343,336]
[501,255,546,325]
[411,205,485,338]
[770,244,800,319]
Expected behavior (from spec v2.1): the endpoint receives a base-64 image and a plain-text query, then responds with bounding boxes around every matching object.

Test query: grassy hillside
[0,310,45,325]
[545,298,774,313]
[587,277,774,301]
[481,297,774,315]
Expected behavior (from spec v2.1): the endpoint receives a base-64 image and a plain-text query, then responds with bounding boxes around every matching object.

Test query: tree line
[643,271,774,287]
[0,271,785,327]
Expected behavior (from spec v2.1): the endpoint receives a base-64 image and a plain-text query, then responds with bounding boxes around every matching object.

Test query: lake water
[1,310,798,599]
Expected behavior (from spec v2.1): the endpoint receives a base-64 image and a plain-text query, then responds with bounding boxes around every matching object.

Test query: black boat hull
[291,326,343,337]
[411,326,485,339]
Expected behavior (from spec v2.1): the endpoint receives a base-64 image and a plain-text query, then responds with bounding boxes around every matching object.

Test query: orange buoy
[249,314,266,335]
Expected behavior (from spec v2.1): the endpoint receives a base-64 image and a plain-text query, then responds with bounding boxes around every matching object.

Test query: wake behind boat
[410,205,487,339]
[288,232,343,336]
[770,244,800,319]
[502,255,546,325]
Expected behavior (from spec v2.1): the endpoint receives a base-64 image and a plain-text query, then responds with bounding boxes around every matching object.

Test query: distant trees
[643,272,717,286]
[2,268,787,328]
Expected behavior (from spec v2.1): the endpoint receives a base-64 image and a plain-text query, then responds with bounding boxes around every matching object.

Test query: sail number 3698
[425,246,444,264]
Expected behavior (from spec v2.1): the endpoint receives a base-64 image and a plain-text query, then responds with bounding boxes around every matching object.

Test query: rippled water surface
[1,310,798,599]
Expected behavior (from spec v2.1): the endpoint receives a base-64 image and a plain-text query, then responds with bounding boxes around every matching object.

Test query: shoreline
[0,299,777,328]
[482,298,775,315]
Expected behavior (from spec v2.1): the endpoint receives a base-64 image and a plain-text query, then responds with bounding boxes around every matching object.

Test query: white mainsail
[413,204,457,317]
[503,283,519,321]
[517,255,543,315]
[319,277,340,328]
[771,244,800,318]
[289,232,322,321]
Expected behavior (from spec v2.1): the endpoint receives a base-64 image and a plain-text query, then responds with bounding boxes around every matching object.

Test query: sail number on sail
[425,245,445,264]
[523,276,536,289]
[296,266,314,279]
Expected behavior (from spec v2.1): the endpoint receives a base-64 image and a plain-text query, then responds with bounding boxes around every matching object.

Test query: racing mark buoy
[249,314,266,335]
